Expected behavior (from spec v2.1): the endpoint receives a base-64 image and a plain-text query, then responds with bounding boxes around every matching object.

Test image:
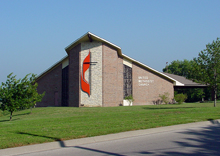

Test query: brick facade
[68,44,81,107]
[132,63,174,105]
[102,43,123,107]
[36,32,176,107]
[36,64,62,107]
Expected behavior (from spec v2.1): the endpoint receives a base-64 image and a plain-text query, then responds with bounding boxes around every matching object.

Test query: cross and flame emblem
[80,50,97,96]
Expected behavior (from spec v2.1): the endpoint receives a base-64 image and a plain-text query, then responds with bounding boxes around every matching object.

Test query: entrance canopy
[163,73,207,89]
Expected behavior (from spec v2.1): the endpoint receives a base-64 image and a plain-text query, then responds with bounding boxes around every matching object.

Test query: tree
[0,73,45,120]
[193,38,220,107]
[163,59,205,102]
[163,59,196,79]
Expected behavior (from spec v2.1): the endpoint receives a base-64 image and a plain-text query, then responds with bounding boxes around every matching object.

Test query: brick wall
[36,40,174,107]
[132,63,174,105]
[102,43,123,107]
[36,64,62,107]
[68,43,81,107]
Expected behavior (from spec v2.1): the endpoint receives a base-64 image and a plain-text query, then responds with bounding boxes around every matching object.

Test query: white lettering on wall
[138,76,154,86]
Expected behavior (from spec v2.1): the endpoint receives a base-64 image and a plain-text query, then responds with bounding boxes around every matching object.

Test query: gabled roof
[36,55,68,81]
[65,32,178,84]
[163,73,207,88]
[121,54,178,84]
[65,32,122,55]
[37,32,183,85]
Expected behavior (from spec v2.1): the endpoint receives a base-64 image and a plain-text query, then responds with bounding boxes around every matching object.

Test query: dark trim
[88,34,93,42]
[62,65,69,106]
[174,86,207,89]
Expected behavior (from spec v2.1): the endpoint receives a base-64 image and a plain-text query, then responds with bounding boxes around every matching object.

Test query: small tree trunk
[10,111,13,121]
[214,88,217,107]
[214,69,217,107]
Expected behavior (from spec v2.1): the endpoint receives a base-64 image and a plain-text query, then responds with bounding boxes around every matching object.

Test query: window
[123,65,132,98]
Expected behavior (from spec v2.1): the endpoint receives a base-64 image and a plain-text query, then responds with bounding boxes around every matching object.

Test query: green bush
[175,93,187,104]
[159,92,170,104]
[124,95,134,106]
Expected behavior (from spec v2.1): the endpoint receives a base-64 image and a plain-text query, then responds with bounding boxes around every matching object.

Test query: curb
[1,119,220,156]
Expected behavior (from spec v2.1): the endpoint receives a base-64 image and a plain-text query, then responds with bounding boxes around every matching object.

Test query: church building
[36,32,184,107]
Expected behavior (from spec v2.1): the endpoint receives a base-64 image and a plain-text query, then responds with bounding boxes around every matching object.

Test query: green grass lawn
[0,102,220,149]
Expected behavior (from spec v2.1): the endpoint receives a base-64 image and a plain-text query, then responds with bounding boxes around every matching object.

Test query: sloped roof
[36,55,68,80]
[64,32,178,84]
[37,32,182,85]
[65,32,122,55]
[163,73,207,88]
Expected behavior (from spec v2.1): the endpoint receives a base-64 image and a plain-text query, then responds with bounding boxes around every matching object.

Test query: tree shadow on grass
[0,112,30,122]
[142,107,194,110]
[0,118,20,122]
[12,112,31,117]
[15,131,66,147]
[0,119,9,122]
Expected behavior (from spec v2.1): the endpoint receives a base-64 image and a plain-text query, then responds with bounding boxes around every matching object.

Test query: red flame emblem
[81,51,91,96]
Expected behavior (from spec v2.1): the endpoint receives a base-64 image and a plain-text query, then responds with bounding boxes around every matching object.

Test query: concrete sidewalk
[1,119,220,156]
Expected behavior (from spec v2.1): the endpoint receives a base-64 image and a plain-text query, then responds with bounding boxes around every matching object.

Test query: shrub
[159,92,170,104]
[175,93,187,104]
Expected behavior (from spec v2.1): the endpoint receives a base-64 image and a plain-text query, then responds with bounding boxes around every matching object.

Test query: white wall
[80,42,102,107]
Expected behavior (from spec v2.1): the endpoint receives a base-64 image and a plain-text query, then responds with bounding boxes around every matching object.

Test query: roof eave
[122,54,177,83]
[65,32,122,56]
[36,55,68,81]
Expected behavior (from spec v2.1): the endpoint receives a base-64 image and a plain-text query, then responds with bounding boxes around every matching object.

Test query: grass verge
[0,102,220,149]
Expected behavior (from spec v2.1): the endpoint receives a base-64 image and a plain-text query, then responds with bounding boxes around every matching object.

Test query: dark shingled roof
[163,73,207,88]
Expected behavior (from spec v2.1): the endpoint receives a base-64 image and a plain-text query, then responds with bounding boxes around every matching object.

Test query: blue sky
[0,0,220,83]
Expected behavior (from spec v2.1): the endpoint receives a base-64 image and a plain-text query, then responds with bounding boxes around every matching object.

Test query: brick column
[68,44,81,107]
